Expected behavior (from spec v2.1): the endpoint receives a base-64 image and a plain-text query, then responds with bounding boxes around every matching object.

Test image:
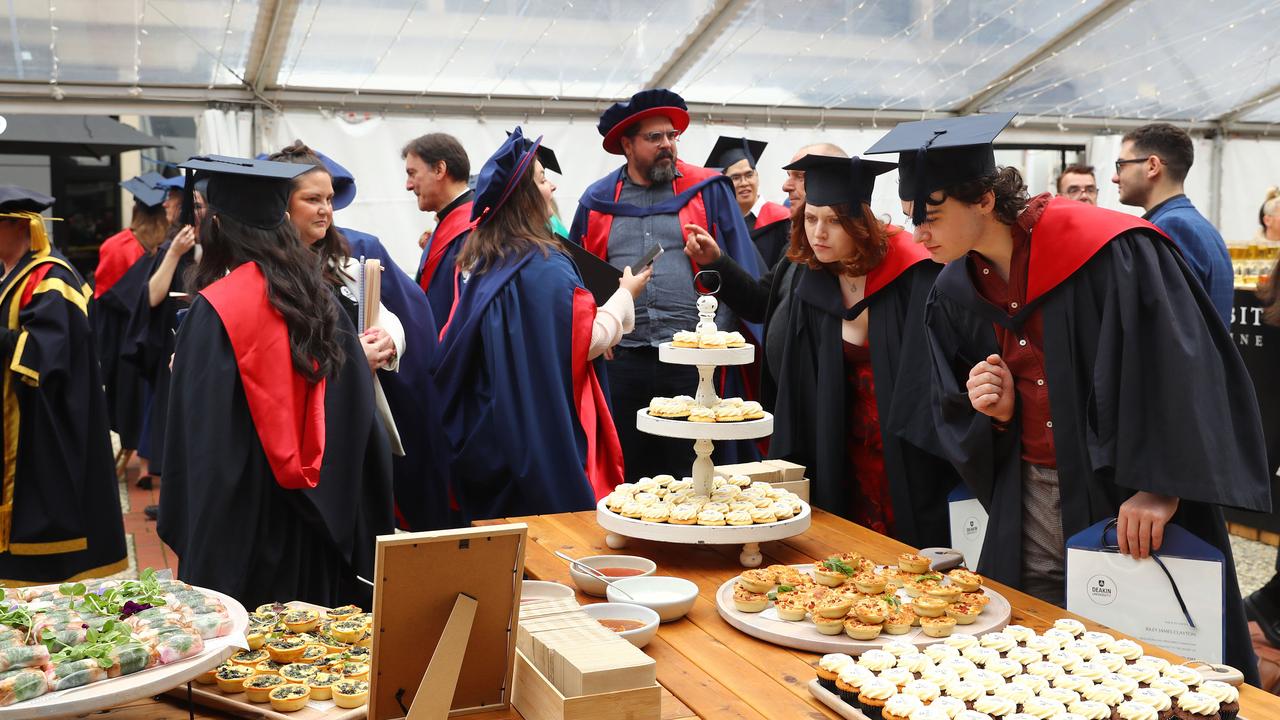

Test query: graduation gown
[710,230,960,548]
[748,201,792,269]
[570,161,767,463]
[431,249,623,521]
[910,197,1270,681]
[0,249,127,585]
[417,199,475,331]
[119,241,193,471]
[343,227,452,530]
[89,230,148,450]
[159,262,394,609]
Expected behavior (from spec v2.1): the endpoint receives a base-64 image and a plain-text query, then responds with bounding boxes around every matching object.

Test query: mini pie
[283,609,321,634]
[339,661,371,681]
[919,615,957,638]
[307,672,341,701]
[333,680,370,709]
[737,569,775,594]
[897,553,931,574]
[326,604,362,620]
[244,673,287,703]
[215,664,256,693]
[266,637,308,663]
[843,618,882,641]
[732,585,769,613]
[268,684,311,712]
[230,649,269,666]
[281,663,319,683]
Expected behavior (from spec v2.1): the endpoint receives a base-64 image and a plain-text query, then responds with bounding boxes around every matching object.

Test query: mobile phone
[637,244,664,268]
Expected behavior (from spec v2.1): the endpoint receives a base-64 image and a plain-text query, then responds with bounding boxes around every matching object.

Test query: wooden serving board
[714,565,1011,654]
[163,602,365,720]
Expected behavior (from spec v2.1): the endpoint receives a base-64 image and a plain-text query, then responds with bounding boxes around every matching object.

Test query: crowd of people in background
[2,87,1278,683]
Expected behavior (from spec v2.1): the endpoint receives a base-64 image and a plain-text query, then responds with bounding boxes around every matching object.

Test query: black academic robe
[708,232,960,548]
[911,198,1271,682]
[90,256,148,450]
[747,203,792,269]
[159,269,394,609]
[0,249,127,584]
[120,242,193,473]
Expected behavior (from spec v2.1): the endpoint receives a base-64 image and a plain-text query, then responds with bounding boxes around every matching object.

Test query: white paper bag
[1066,519,1224,663]
[948,485,988,568]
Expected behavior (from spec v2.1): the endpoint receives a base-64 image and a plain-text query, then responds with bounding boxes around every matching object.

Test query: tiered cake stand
[596,334,811,568]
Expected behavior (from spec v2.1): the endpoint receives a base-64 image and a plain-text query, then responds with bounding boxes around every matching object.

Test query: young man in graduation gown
[432,128,629,520]
[159,156,394,608]
[91,173,168,467]
[569,89,767,478]
[0,186,127,585]
[684,155,959,548]
[404,133,474,330]
[705,136,792,268]
[869,113,1270,682]
[296,148,452,531]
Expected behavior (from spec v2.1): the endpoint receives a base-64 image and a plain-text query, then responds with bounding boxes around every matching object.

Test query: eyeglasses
[1063,185,1098,198]
[1114,156,1153,173]
[639,130,680,144]
[726,170,757,185]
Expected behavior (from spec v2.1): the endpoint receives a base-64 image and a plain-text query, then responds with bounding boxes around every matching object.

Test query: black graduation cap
[0,185,54,215]
[120,172,169,208]
[781,155,897,208]
[864,112,1016,224]
[705,136,766,171]
[506,130,560,175]
[177,155,310,229]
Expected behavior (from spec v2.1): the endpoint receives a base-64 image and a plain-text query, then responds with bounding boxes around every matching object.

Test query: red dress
[842,340,894,535]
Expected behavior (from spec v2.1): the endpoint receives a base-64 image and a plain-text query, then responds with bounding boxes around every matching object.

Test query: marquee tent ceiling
[2,0,1279,129]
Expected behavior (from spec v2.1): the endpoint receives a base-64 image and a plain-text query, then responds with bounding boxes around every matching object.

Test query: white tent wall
[196,109,254,158]
[1221,137,1280,243]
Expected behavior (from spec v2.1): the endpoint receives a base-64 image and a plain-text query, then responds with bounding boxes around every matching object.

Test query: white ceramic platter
[635,409,773,441]
[657,342,754,366]
[0,588,249,720]
[715,565,1011,654]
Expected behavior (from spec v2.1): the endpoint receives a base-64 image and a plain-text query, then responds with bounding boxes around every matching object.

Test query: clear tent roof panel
[984,0,1280,121]
[278,0,716,98]
[1241,95,1280,123]
[674,0,1103,111]
[0,0,258,86]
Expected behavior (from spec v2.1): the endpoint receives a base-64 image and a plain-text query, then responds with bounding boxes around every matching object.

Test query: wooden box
[511,650,660,720]
[713,461,810,501]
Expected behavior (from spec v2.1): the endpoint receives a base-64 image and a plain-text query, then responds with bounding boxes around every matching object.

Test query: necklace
[840,274,861,293]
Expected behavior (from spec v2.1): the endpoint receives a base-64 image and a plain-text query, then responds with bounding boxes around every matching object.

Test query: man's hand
[1117,491,1179,559]
[683,223,721,265]
[966,354,1015,423]
[418,229,432,250]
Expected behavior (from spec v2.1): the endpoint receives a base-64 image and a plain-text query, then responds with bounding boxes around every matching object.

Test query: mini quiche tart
[307,671,341,700]
[327,604,362,620]
[330,619,366,644]
[300,644,328,664]
[243,673,287,703]
[283,609,321,634]
[194,667,218,685]
[333,680,371,709]
[281,663,320,682]
[256,602,291,615]
[339,661,371,681]
[230,649,269,666]
[342,646,371,662]
[214,664,256,693]
[266,637,308,663]
[268,683,311,712]
[255,660,285,675]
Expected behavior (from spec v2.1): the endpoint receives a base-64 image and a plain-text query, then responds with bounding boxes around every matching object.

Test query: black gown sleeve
[704,254,776,324]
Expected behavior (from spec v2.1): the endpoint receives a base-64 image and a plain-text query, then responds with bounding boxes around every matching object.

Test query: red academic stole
[754,201,791,230]
[93,229,145,298]
[1025,197,1167,303]
[418,202,476,294]
[864,227,930,299]
[580,161,718,272]
[201,262,326,490]
[570,287,624,498]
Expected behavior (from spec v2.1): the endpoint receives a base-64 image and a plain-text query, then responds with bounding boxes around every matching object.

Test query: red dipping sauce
[595,567,646,577]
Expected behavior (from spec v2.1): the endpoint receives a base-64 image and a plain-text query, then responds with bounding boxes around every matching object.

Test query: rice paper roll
[188,613,232,640]
[45,659,109,691]
[0,645,49,672]
[150,629,203,664]
[106,643,153,678]
[0,668,48,706]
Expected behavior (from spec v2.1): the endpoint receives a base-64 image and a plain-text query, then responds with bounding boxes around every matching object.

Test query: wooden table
[102,509,1280,719]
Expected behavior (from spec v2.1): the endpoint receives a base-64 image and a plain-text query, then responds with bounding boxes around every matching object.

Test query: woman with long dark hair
[432,128,648,520]
[684,155,958,547]
[159,155,393,607]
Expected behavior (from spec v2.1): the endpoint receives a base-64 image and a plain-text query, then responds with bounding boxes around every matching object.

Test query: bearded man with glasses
[570,89,768,480]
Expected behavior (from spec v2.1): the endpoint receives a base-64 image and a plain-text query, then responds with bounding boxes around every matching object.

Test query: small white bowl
[567,555,657,597]
[605,576,698,622]
[581,602,660,648]
[521,580,576,602]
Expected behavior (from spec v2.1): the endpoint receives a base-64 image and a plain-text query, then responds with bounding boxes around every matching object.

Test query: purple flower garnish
[81,623,89,629]
[119,601,153,619]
